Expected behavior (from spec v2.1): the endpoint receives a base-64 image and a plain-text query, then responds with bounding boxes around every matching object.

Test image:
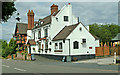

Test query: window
[73,41,79,49]
[80,27,82,31]
[49,42,51,45]
[82,39,86,43]
[34,33,35,40]
[55,43,58,49]
[64,16,68,21]
[38,31,41,38]
[45,40,48,50]
[44,28,48,37]
[59,42,62,49]
[38,42,41,49]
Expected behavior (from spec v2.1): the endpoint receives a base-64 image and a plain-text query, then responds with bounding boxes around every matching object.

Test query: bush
[2,46,16,58]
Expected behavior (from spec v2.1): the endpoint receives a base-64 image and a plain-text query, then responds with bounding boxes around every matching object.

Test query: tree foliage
[89,23,120,42]
[2,2,16,22]
[0,38,17,58]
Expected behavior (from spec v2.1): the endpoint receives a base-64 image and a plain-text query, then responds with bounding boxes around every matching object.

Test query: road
[1,55,119,74]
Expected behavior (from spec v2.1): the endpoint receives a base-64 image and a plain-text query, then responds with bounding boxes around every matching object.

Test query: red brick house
[14,23,28,52]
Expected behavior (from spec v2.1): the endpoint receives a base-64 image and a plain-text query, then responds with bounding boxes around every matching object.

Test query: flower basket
[28,54,31,56]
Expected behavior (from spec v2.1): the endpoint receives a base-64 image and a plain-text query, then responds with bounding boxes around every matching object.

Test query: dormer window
[41,21,43,24]
[64,16,68,21]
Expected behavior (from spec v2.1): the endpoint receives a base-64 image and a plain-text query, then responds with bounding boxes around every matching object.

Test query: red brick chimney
[51,4,58,15]
[27,10,34,29]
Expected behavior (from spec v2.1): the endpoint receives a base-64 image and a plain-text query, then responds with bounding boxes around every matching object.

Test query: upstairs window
[44,28,48,37]
[82,39,86,43]
[59,42,62,49]
[34,33,35,40]
[73,41,79,49]
[38,30,41,39]
[64,16,68,21]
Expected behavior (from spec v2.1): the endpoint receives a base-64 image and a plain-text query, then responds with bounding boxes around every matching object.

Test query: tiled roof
[53,23,80,41]
[34,10,60,29]
[53,22,99,41]
[39,15,51,27]
[28,39,36,45]
[16,23,27,34]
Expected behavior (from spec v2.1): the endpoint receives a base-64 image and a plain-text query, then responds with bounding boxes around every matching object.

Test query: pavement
[73,56,116,65]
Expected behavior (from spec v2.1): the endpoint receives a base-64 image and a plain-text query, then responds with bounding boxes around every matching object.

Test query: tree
[1,2,17,22]
[8,38,17,50]
[0,39,17,58]
[89,23,120,42]
[1,40,8,49]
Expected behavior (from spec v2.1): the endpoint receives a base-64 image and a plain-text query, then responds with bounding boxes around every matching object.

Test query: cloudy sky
[1,0,119,42]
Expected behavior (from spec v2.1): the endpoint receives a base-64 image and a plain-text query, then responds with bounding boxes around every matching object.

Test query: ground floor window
[55,43,58,49]
[45,40,48,50]
[73,41,79,49]
[59,42,62,49]
[38,42,41,49]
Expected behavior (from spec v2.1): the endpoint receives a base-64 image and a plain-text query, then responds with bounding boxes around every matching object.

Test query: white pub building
[26,3,99,61]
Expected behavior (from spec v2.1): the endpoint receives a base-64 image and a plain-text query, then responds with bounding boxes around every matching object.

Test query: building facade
[14,23,28,52]
[26,3,99,61]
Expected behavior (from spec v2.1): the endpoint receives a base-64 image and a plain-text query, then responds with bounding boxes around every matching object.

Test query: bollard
[114,52,116,64]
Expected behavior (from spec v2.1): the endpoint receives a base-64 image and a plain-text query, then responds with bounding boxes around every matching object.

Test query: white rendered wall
[67,23,99,55]
[27,30,32,43]
[50,4,78,40]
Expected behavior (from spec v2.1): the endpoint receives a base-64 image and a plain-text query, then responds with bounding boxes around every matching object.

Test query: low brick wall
[7,53,31,60]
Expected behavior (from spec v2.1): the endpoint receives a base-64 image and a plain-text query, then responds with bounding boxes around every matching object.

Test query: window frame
[44,28,48,37]
[55,43,58,49]
[38,30,41,39]
[82,39,86,43]
[64,16,68,21]
[73,41,79,49]
[59,42,63,49]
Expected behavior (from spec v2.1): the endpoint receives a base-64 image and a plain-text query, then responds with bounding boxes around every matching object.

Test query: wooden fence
[96,45,120,57]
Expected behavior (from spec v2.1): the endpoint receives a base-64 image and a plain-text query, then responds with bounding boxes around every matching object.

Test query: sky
[1,0,119,42]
